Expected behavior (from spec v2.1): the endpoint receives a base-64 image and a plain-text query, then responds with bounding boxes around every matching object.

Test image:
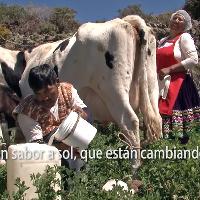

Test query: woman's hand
[158,68,170,80]
[158,63,186,80]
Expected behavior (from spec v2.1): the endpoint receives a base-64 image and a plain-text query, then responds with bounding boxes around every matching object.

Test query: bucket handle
[48,112,80,146]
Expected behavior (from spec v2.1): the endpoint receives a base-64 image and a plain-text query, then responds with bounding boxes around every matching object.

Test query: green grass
[0,123,200,199]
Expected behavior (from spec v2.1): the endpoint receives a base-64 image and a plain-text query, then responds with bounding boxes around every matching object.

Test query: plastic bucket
[53,111,97,151]
[7,143,61,200]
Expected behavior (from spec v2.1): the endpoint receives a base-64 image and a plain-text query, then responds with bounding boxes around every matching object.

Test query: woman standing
[156,10,200,139]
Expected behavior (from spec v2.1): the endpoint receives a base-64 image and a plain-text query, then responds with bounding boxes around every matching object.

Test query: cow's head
[1,62,22,97]
[0,50,27,97]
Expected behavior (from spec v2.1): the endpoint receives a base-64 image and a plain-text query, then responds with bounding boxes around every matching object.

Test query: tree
[117,4,156,24]
[183,0,200,20]
[118,4,146,19]
[0,4,28,26]
[49,7,79,34]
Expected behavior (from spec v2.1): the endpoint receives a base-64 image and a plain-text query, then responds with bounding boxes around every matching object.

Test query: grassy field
[0,123,200,199]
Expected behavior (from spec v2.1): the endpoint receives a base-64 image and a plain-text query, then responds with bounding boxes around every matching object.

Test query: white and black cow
[0,47,26,97]
[0,39,68,96]
[0,39,69,140]
[18,15,162,175]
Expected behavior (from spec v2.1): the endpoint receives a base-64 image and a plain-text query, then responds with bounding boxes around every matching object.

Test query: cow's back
[59,18,136,88]
[59,18,137,121]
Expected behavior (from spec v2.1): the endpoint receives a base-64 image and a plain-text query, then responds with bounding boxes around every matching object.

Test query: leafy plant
[0,123,200,199]
[0,25,11,39]
[30,165,62,200]
[12,177,29,200]
[0,165,7,194]
[184,0,200,20]
[49,7,79,34]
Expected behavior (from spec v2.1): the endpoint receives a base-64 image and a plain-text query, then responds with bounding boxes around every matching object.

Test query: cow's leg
[101,91,141,177]
[148,88,162,139]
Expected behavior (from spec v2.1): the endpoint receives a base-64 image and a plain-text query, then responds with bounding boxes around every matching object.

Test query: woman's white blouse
[158,33,198,70]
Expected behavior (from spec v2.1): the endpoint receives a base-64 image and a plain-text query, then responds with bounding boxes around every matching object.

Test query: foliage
[38,21,57,35]
[30,165,61,200]
[0,4,79,37]
[155,12,173,26]
[0,123,200,199]
[138,128,200,199]
[49,7,79,34]
[117,4,172,29]
[0,25,11,39]
[0,164,6,194]
[59,124,200,200]
[184,0,200,20]
[0,3,28,26]
[118,4,146,19]
[12,178,29,200]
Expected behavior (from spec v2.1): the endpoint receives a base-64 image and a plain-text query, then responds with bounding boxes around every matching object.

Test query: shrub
[184,0,200,20]
[1,123,200,199]
[0,25,11,40]
[0,4,28,26]
[0,165,6,194]
[12,178,29,200]
[38,22,57,35]
[49,7,79,34]
[30,165,62,200]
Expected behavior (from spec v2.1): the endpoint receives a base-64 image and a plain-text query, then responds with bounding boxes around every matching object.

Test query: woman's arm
[158,33,198,80]
[158,63,186,80]
[179,33,198,69]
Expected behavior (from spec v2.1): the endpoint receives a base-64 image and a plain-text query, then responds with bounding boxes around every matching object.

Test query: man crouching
[13,64,90,169]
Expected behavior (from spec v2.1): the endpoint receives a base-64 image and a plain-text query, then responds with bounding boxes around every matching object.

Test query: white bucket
[7,143,61,200]
[51,111,97,151]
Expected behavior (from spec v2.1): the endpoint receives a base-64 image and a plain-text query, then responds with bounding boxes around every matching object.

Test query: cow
[0,39,68,142]
[59,16,162,174]
[19,35,77,97]
[0,47,26,97]
[0,83,25,144]
[0,39,66,97]
[18,15,162,176]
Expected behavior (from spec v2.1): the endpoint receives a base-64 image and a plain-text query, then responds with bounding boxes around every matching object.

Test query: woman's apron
[156,35,186,115]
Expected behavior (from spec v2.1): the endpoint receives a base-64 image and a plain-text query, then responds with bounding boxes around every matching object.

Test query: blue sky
[1,0,186,22]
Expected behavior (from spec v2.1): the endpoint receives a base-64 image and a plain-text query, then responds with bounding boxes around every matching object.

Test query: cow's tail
[122,15,148,46]
[123,15,162,141]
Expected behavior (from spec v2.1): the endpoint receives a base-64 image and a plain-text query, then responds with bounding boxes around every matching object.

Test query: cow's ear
[54,65,58,77]
[1,62,22,97]
[9,92,20,104]
[15,51,26,74]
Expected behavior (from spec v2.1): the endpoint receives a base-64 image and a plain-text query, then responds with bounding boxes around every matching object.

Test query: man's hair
[28,64,58,92]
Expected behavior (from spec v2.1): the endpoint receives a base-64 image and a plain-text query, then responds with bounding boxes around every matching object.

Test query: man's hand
[71,105,88,120]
